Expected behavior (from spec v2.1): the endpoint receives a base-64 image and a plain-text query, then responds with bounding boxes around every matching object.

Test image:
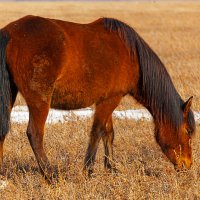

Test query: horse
[0,16,195,182]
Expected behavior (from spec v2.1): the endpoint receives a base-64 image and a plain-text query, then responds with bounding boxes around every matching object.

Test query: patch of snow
[10,106,200,124]
[113,109,152,120]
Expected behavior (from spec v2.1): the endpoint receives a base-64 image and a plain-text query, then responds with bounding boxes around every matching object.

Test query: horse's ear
[183,96,193,117]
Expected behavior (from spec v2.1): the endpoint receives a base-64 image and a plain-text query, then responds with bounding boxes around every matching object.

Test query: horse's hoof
[82,167,93,179]
[106,166,119,175]
[44,174,58,185]
[43,167,59,185]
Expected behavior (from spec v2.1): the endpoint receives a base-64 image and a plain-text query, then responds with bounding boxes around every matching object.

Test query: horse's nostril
[174,165,180,172]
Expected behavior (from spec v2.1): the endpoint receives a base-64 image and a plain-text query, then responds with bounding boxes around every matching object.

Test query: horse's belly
[51,88,95,110]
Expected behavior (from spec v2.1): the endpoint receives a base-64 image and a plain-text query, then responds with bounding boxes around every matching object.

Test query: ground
[0,1,200,199]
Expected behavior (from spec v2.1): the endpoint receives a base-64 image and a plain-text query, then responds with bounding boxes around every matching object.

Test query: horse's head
[155,97,195,171]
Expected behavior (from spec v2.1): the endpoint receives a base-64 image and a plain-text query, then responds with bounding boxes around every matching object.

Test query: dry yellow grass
[0,1,200,199]
[1,120,200,199]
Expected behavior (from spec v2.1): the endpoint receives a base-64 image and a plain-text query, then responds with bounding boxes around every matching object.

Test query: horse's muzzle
[174,159,192,172]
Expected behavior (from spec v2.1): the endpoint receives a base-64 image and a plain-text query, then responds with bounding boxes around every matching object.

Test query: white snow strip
[194,112,200,122]
[10,106,200,124]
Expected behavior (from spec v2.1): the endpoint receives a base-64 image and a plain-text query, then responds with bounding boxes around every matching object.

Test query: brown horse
[0,16,195,181]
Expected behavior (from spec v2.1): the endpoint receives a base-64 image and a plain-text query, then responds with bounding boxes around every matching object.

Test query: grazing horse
[0,16,195,181]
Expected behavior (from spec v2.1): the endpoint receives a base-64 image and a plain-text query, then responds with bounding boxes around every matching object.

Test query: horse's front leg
[83,96,121,176]
[83,116,103,176]
[102,117,117,173]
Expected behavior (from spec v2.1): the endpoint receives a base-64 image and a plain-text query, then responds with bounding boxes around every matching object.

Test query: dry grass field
[0,1,200,199]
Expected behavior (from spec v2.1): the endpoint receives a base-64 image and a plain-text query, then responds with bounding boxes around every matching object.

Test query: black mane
[103,18,195,133]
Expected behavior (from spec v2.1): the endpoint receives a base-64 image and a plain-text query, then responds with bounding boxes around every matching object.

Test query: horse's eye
[189,139,192,147]
[186,129,192,135]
